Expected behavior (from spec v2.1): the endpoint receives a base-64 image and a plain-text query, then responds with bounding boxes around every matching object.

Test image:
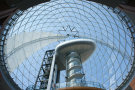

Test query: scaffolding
[34,49,54,89]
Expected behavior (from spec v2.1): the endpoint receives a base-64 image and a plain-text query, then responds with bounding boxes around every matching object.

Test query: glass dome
[0,0,135,90]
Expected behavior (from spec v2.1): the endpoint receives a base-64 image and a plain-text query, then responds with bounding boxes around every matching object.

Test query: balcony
[55,81,105,90]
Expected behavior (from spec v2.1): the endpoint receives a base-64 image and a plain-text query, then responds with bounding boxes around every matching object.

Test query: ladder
[34,49,55,89]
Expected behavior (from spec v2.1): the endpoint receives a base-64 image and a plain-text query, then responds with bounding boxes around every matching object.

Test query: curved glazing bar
[0,10,23,90]
[0,0,134,90]
[111,7,135,90]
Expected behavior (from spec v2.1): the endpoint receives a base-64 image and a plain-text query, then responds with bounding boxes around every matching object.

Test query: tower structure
[34,39,105,90]
[54,39,101,90]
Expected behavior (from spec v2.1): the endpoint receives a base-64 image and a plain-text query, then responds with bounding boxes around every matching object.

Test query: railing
[55,81,105,90]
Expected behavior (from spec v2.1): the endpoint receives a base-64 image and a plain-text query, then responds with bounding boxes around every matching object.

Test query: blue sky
[5,0,134,89]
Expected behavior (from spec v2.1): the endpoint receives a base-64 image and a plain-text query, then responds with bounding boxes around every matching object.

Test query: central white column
[66,52,85,87]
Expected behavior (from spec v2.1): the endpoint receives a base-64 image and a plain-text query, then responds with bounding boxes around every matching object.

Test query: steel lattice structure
[0,0,135,90]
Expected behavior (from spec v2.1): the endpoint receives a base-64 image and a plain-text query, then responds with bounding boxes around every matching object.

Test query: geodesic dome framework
[0,0,135,90]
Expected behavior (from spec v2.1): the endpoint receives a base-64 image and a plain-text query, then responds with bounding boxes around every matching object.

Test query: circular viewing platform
[55,39,96,70]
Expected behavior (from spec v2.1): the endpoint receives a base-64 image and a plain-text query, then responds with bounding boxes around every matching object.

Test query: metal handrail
[55,81,105,89]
